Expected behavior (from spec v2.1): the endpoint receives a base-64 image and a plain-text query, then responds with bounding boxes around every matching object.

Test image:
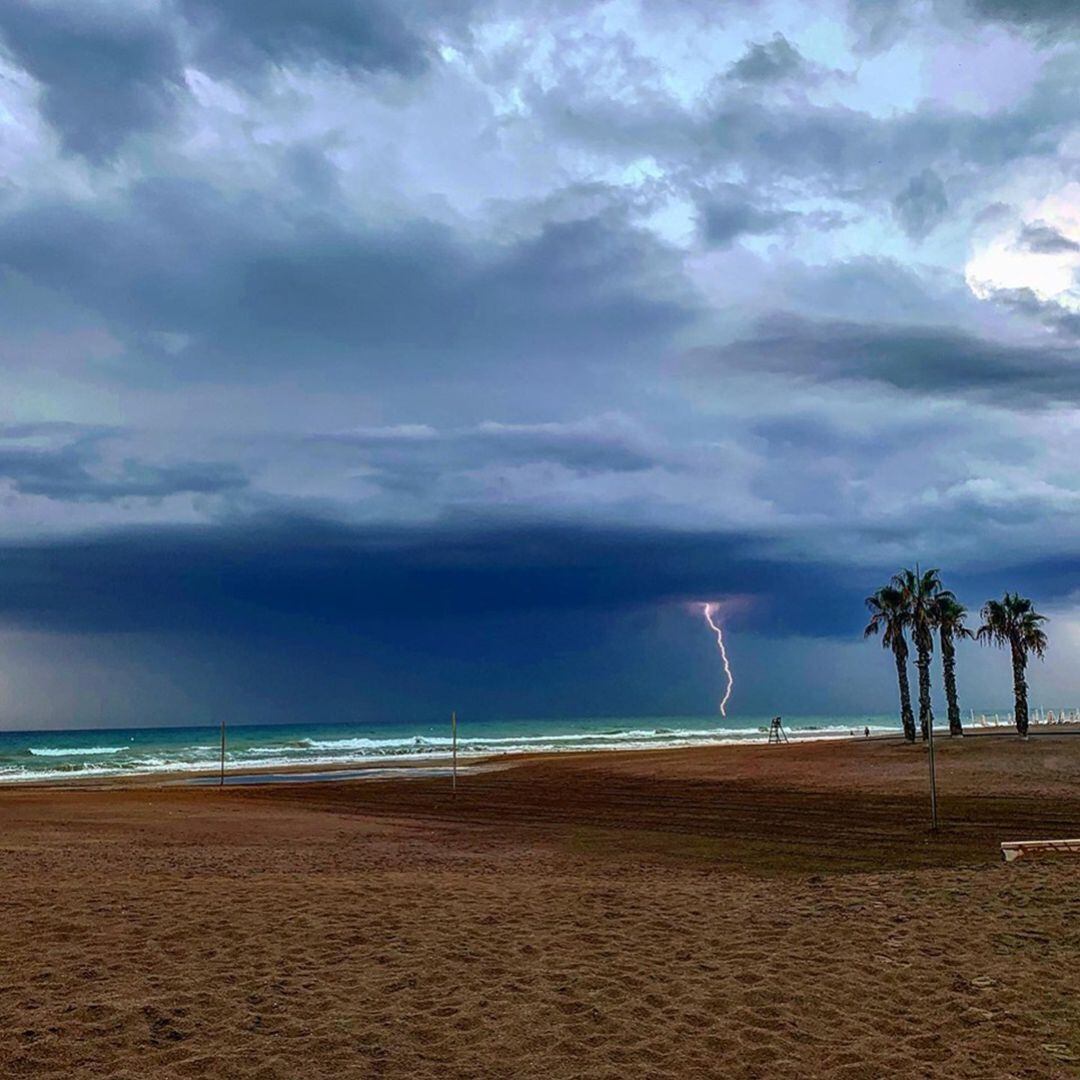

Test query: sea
[0,714,903,783]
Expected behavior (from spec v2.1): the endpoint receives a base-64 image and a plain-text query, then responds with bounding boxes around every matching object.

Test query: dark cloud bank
[711,316,1080,407]
[0,514,1073,642]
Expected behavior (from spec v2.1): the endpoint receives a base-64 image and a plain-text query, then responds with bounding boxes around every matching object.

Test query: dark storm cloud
[535,25,1080,212]
[777,256,964,325]
[967,0,1080,34]
[0,516,902,723]
[323,418,662,478]
[177,0,437,81]
[0,424,246,502]
[717,99,1058,184]
[697,185,796,248]
[1017,222,1080,254]
[944,554,1080,638]
[0,1,476,159]
[848,0,1080,48]
[0,514,1074,651]
[318,420,666,501]
[845,0,911,53]
[709,315,1080,406]
[545,89,1063,203]
[726,34,807,83]
[750,412,938,458]
[0,514,872,640]
[0,0,183,160]
[972,286,1080,341]
[0,180,694,381]
[892,169,948,240]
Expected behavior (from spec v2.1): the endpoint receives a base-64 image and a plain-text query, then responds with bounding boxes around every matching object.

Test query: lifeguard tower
[768,716,788,744]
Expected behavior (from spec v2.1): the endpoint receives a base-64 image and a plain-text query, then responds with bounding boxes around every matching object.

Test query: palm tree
[977,593,1048,737]
[932,592,972,736]
[865,585,916,742]
[893,567,943,741]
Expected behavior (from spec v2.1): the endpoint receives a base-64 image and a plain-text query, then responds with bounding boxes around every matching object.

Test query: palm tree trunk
[941,630,963,735]
[916,640,933,741]
[1011,640,1029,736]
[894,644,915,742]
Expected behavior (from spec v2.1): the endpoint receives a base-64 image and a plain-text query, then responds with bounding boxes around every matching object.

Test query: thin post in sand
[451,710,458,795]
[927,719,939,831]
[219,716,226,788]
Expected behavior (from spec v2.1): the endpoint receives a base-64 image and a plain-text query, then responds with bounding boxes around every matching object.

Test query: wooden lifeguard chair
[768,716,788,744]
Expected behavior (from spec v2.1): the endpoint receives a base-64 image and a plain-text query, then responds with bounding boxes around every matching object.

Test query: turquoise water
[0,714,902,783]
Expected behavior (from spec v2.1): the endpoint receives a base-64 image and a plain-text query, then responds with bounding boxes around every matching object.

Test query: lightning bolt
[702,602,734,717]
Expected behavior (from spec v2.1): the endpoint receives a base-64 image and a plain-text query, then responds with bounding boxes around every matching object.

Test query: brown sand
[2,734,1079,1078]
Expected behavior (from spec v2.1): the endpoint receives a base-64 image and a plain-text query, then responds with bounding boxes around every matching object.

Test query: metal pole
[220,716,226,787]
[451,711,457,795]
[927,717,938,831]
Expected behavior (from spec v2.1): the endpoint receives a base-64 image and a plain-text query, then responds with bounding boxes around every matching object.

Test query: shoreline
[5,720,1079,790]
[1,726,902,789]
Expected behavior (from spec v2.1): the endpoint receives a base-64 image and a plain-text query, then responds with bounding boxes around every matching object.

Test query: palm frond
[864,585,908,648]
[977,593,1049,657]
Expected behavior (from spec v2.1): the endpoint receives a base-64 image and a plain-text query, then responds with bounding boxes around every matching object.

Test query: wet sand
[2,734,1079,1078]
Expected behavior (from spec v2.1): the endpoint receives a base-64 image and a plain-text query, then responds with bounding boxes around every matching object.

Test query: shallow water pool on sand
[184,765,463,786]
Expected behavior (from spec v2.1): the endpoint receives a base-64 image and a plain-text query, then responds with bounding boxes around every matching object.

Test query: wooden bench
[1001,839,1080,863]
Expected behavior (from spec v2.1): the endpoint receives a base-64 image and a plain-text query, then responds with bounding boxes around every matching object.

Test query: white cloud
[967,182,1080,312]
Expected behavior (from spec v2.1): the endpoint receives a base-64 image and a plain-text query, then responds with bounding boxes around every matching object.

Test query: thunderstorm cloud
[0,0,1078,723]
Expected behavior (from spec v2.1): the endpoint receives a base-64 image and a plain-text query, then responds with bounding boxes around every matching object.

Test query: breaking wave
[2,718,900,784]
[27,746,126,757]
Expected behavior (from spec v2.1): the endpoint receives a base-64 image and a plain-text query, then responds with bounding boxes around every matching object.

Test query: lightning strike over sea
[701,602,735,717]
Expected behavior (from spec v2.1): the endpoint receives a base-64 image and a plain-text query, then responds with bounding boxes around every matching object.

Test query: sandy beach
[2,733,1079,1079]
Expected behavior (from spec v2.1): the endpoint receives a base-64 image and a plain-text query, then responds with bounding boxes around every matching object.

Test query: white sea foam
[293,728,768,752]
[27,746,126,757]
[2,721,900,783]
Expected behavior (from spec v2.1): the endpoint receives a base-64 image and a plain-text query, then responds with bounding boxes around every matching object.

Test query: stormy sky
[1,0,1078,728]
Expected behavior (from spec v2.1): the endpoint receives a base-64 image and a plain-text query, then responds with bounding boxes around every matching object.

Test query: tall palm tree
[977,593,1048,737]
[865,585,916,742]
[893,567,943,742]
[932,592,972,737]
